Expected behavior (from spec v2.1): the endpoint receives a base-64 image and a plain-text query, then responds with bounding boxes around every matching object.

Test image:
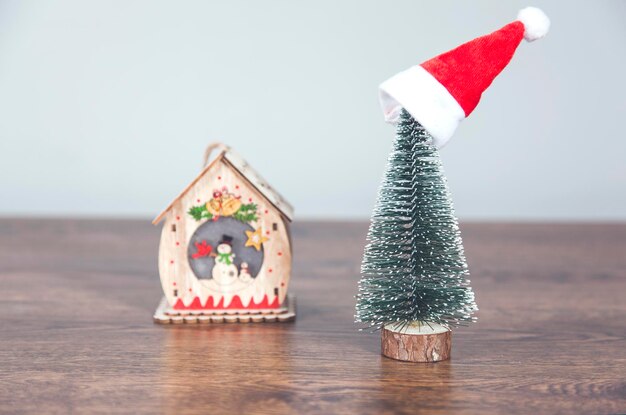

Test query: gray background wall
[0,0,624,220]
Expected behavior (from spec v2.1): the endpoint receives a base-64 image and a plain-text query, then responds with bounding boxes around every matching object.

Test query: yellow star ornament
[245,227,268,251]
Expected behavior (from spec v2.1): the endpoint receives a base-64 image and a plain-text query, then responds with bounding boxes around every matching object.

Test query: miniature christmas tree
[356,7,548,361]
[356,109,477,330]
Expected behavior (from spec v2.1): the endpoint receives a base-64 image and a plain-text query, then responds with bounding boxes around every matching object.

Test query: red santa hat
[379,7,550,148]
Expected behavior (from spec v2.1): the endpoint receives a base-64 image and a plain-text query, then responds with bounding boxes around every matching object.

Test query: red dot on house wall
[278,252,282,256]
[170,260,174,264]
[176,242,180,246]
[235,185,239,189]
[248,198,252,202]
[281,282,285,287]
[218,176,222,180]
[176,216,180,220]
[197,199,201,203]
[189,288,192,292]
[173,282,177,286]
[268,268,273,273]
[266,231,270,235]
[264,209,268,214]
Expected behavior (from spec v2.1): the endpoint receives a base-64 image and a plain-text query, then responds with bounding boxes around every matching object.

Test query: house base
[153,294,296,324]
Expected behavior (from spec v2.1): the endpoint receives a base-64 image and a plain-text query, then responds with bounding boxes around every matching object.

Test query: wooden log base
[381,322,452,363]
[153,294,296,324]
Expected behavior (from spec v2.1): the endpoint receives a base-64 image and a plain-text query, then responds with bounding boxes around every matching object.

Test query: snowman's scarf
[217,253,233,265]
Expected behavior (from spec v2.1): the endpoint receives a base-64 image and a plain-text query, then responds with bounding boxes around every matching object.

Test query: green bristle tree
[356,109,477,330]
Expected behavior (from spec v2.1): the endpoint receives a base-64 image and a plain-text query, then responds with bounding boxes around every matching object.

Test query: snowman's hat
[220,235,233,245]
[379,7,550,148]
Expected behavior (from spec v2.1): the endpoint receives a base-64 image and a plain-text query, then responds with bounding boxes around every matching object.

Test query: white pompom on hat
[517,7,550,41]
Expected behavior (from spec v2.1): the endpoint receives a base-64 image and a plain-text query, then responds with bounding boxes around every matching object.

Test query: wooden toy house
[152,143,295,323]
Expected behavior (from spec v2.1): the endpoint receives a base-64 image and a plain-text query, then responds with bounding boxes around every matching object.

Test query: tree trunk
[381,322,452,363]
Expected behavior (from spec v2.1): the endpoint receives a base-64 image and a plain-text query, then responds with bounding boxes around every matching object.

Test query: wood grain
[0,219,624,414]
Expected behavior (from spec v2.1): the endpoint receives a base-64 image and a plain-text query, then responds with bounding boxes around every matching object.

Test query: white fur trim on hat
[379,65,465,149]
[517,7,550,42]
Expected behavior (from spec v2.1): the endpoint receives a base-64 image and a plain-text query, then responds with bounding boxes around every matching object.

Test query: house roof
[152,146,294,225]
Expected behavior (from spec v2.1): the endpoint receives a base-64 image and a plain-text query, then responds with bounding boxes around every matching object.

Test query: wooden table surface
[0,219,624,414]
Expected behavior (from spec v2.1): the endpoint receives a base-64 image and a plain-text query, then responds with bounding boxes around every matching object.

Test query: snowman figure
[212,235,238,285]
[238,262,252,283]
